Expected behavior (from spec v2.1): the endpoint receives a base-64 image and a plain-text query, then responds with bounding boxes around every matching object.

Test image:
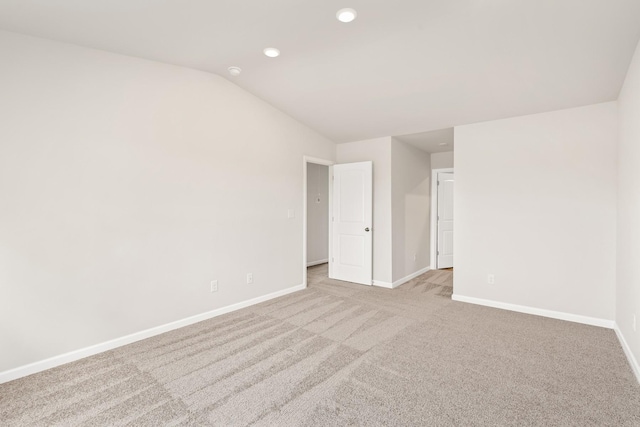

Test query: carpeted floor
[2,265,639,426]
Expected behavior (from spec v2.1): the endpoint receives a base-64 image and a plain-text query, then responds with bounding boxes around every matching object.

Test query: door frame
[430,168,454,269]
[302,156,335,288]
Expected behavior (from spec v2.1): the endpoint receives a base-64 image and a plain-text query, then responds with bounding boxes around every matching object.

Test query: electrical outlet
[413,253,417,261]
[287,209,295,219]
[487,274,495,285]
[210,280,218,293]
[634,314,637,332]
[247,273,253,284]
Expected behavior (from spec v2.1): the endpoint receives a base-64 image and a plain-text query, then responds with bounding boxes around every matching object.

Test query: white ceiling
[1,1,639,143]
[395,128,454,154]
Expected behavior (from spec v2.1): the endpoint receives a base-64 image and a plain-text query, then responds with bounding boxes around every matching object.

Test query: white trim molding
[451,294,615,329]
[372,280,393,288]
[373,266,430,289]
[614,324,640,384]
[307,259,328,267]
[0,283,305,385]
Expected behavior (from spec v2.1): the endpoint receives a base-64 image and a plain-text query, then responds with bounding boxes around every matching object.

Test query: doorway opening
[303,157,374,288]
[303,156,333,287]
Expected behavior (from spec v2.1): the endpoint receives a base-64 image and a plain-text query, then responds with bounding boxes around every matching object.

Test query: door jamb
[430,168,454,270]
[303,156,335,288]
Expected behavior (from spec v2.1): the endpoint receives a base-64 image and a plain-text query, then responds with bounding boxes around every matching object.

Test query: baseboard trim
[614,323,640,384]
[372,280,393,288]
[451,294,615,329]
[306,259,328,267]
[392,266,431,288]
[0,283,306,384]
[373,266,431,289]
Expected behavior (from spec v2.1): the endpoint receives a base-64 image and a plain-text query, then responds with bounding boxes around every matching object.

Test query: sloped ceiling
[1,0,639,142]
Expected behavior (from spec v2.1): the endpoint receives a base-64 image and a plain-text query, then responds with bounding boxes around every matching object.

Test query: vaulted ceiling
[1,0,639,142]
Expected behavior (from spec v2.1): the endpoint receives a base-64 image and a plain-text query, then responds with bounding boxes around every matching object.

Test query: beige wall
[454,102,617,321]
[391,139,431,282]
[306,163,329,265]
[336,137,393,284]
[431,151,454,169]
[617,39,640,373]
[0,31,336,372]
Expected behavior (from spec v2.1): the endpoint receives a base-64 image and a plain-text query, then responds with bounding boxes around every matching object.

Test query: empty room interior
[1,1,640,425]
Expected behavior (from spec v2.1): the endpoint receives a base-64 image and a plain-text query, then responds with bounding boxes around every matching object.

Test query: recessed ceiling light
[263,47,280,58]
[337,8,357,23]
[228,66,242,77]
[439,142,448,146]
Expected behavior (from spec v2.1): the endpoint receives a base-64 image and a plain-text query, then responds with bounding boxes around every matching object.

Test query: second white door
[437,172,454,269]
[329,161,373,285]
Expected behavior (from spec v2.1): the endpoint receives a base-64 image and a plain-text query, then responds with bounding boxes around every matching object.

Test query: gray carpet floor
[2,265,639,426]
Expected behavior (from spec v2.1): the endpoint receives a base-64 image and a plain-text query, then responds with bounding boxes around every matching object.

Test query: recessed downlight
[263,47,280,58]
[228,66,242,77]
[438,142,448,146]
[337,8,357,23]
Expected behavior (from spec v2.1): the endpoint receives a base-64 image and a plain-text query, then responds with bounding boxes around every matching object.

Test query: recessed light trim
[263,47,280,58]
[438,142,448,146]
[228,66,242,77]
[337,8,357,23]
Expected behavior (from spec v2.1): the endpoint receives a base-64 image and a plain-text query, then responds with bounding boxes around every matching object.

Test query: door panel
[330,162,373,285]
[437,172,454,269]
[339,171,365,222]
[338,235,365,266]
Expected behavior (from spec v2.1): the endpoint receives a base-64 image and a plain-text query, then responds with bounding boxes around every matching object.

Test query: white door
[329,161,373,285]
[437,172,454,269]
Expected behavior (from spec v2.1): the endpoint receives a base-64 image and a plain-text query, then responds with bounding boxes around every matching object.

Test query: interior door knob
[365,227,370,232]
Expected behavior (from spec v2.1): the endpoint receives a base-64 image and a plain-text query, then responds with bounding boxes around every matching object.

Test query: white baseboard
[392,266,431,288]
[614,323,640,384]
[373,266,430,289]
[451,294,615,329]
[372,280,393,288]
[0,283,306,385]
[306,259,328,267]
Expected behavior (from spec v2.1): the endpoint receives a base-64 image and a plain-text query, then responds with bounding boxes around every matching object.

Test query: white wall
[617,39,640,374]
[0,31,335,373]
[391,138,431,282]
[336,137,393,284]
[431,151,454,169]
[306,163,329,265]
[454,102,618,321]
